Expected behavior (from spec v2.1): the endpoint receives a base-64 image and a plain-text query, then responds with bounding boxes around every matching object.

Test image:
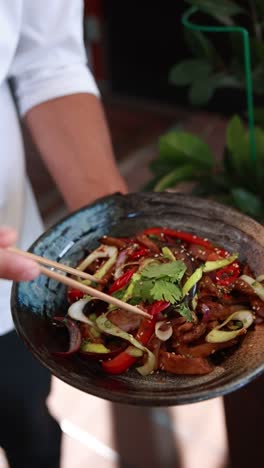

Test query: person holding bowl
[0,1,126,467]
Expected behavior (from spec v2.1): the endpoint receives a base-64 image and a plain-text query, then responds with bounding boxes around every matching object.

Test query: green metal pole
[182,6,256,166]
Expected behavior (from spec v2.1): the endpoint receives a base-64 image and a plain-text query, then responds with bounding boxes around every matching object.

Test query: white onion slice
[256,274,264,283]
[155,321,173,341]
[114,250,128,279]
[68,299,94,325]
[77,245,117,272]
[240,274,264,302]
[205,310,254,343]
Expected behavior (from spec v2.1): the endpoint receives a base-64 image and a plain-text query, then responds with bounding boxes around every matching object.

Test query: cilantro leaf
[111,288,127,300]
[125,261,187,306]
[133,279,156,302]
[176,303,193,322]
[141,261,186,282]
[128,297,142,305]
[132,278,182,304]
[151,280,182,303]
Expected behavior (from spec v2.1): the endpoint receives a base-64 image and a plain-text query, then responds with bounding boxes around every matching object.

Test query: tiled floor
[9,97,229,468]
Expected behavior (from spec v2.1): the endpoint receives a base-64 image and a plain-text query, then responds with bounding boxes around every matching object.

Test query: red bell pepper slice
[142,227,214,249]
[102,302,162,375]
[129,247,149,260]
[150,300,170,316]
[215,261,240,286]
[101,351,137,374]
[68,288,84,303]
[108,268,136,295]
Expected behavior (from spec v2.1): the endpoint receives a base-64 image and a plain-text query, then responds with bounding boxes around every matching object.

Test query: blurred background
[25,0,231,228]
[7,1,262,467]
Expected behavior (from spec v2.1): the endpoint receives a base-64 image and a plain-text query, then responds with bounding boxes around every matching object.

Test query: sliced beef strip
[135,234,160,253]
[99,236,128,249]
[159,350,213,375]
[197,300,239,321]
[174,340,238,358]
[107,309,141,332]
[181,322,207,344]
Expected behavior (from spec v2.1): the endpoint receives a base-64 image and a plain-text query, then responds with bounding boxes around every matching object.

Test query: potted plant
[147,1,264,222]
[169,0,264,115]
[147,115,264,222]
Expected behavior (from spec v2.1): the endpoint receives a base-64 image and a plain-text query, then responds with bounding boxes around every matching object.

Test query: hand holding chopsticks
[0,228,40,281]
[8,246,104,284]
[8,246,151,319]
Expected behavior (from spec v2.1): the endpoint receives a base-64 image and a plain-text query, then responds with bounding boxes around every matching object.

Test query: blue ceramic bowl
[11,193,264,406]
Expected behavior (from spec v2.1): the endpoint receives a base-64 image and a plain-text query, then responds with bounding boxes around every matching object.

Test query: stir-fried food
[52,227,264,376]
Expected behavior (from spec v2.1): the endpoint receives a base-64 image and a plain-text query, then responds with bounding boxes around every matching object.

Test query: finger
[0,227,17,248]
[0,250,40,281]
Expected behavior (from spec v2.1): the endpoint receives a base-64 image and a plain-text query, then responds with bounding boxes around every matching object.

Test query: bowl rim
[11,192,264,406]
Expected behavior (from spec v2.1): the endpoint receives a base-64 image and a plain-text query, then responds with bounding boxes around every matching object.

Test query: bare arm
[25,93,127,212]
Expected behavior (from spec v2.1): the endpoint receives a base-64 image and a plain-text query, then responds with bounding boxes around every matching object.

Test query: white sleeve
[9,0,99,116]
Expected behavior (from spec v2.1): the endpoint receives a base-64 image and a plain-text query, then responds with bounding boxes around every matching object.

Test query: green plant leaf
[226,115,248,176]
[252,127,264,193]
[188,72,241,107]
[212,72,242,89]
[253,127,264,159]
[188,76,216,106]
[159,131,214,169]
[141,260,186,281]
[253,108,264,127]
[191,172,233,198]
[132,279,154,303]
[185,0,245,17]
[141,175,163,192]
[226,115,245,153]
[176,303,193,322]
[183,29,219,64]
[223,148,239,182]
[231,188,264,218]
[149,158,183,177]
[153,165,196,192]
[150,280,182,303]
[237,127,264,194]
[169,59,211,86]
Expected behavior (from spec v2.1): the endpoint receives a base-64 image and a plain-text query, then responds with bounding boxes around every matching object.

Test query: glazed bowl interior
[11,192,264,406]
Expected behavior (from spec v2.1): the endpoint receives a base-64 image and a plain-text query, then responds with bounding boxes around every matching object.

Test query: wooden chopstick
[8,246,104,284]
[38,265,151,318]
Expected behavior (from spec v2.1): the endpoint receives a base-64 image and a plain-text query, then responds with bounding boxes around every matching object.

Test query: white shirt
[0,0,99,335]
